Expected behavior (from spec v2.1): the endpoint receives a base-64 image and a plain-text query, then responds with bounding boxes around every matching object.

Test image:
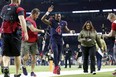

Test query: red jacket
[26,16,38,42]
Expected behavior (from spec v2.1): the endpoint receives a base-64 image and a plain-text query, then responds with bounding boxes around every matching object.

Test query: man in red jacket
[0,0,28,77]
[104,13,116,76]
[21,8,44,77]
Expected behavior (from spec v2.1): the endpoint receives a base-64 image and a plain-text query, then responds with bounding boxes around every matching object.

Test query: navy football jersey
[50,19,67,38]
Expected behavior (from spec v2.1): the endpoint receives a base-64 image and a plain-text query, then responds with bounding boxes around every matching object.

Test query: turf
[0,65,115,77]
[53,71,114,77]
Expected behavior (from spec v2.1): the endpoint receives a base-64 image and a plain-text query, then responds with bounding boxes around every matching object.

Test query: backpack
[1,5,18,22]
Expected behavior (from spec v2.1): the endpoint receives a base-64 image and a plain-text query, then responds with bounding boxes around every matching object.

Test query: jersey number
[56,26,61,34]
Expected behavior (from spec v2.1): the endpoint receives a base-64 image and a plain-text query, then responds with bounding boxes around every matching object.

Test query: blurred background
[0,0,115,32]
[0,0,115,66]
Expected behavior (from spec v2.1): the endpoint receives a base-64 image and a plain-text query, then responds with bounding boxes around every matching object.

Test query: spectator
[78,20,102,75]
[64,44,72,68]
[96,35,107,71]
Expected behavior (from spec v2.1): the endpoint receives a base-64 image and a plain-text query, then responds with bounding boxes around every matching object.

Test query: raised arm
[41,5,54,26]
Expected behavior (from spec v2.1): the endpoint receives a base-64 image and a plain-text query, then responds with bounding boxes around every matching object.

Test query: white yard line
[0,68,115,77]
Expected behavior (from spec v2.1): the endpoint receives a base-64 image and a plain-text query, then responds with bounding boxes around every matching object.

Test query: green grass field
[54,65,115,77]
[0,65,115,77]
[55,72,114,77]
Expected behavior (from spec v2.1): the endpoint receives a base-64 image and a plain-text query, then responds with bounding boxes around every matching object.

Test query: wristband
[45,12,50,15]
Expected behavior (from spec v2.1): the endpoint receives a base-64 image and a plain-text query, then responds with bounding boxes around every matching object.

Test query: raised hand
[47,5,54,12]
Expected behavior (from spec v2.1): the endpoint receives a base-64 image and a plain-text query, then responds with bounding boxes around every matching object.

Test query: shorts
[2,33,21,56]
[21,41,38,56]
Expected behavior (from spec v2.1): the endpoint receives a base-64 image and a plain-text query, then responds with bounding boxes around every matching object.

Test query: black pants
[65,56,71,68]
[81,45,96,73]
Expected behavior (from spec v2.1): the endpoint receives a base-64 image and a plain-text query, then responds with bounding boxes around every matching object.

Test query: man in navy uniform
[41,5,75,75]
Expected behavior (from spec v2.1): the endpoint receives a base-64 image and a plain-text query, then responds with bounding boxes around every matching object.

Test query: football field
[0,65,115,77]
